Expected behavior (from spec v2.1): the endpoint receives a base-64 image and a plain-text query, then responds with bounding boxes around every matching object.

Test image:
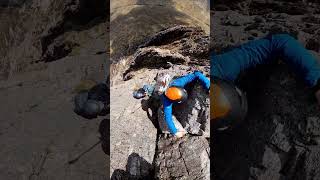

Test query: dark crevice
[40,0,108,62]
[0,0,27,7]
[42,41,80,63]
[178,143,190,176]
[111,152,155,180]
[141,26,195,48]
[249,2,307,15]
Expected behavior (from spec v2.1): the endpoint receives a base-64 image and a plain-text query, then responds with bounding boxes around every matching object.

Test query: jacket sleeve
[169,73,197,87]
[271,34,320,87]
[170,72,210,89]
[161,95,178,134]
[211,34,320,87]
[194,71,210,90]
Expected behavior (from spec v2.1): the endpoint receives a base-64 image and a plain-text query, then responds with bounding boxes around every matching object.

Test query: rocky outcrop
[110,81,158,179]
[155,135,210,180]
[110,0,209,62]
[212,1,320,179]
[112,25,210,83]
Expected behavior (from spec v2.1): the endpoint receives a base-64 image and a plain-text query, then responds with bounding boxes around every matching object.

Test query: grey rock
[124,47,190,76]
[221,11,252,27]
[302,15,320,24]
[0,0,108,179]
[174,83,210,137]
[306,38,320,52]
[120,26,209,80]
[110,82,158,178]
[110,0,210,61]
[305,146,320,179]
[269,116,291,152]
[306,117,320,136]
[254,16,266,23]
[0,0,108,78]
[154,136,210,180]
[111,153,154,180]
[244,23,260,31]
[280,146,307,179]
[141,25,200,48]
[214,4,230,11]
[259,146,282,180]
[126,153,154,179]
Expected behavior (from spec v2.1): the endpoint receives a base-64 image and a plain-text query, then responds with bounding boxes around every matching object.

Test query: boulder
[154,135,210,180]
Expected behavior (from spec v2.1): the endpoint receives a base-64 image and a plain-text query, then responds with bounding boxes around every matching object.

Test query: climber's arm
[270,34,320,87]
[211,34,320,87]
[170,73,197,87]
[161,95,178,135]
[194,71,210,90]
[170,71,210,89]
[211,35,275,82]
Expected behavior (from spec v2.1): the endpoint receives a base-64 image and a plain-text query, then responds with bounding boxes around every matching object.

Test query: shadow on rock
[111,153,154,180]
[212,124,253,180]
[99,118,110,155]
[73,80,110,155]
[0,0,26,7]
[141,98,161,130]
[212,64,310,179]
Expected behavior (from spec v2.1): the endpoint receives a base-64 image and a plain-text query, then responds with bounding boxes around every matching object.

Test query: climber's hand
[133,88,147,99]
[315,89,320,105]
[175,128,186,138]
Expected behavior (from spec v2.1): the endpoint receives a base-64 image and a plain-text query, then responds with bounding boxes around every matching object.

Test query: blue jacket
[161,71,210,134]
[211,34,320,87]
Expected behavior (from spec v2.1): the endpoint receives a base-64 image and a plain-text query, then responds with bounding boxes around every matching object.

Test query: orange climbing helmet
[165,86,188,103]
[211,77,248,131]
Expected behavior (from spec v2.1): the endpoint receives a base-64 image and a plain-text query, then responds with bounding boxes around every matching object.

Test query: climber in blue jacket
[212,34,320,131]
[133,71,210,137]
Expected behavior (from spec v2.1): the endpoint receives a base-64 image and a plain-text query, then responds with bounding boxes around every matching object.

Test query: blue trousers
[211,34,320,87]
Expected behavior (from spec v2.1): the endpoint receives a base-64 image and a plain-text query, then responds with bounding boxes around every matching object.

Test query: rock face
[173,83,210,137]
[110,0,210,62]
[212,1,320,179]
[110,25,210,179]
[0,1,108,179]
[112,25,210,83]
[155,135,210,180]
[110,81,158,179]
[0,0,108,79]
